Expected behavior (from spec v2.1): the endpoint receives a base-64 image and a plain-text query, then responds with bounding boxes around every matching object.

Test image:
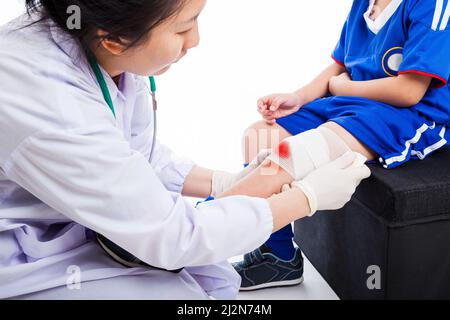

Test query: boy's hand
[329,72,352,96]
[257,92,305,125]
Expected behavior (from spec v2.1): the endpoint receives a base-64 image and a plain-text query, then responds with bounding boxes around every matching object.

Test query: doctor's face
[120,0,206,76]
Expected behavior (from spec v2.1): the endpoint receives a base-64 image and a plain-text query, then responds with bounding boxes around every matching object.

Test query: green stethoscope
[87,50,158,163]
[87,51,184,272]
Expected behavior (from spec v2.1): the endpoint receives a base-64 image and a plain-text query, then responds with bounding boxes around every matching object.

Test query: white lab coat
[0,15,273,299]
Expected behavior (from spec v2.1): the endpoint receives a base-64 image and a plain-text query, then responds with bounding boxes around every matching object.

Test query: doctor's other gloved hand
[282,152,371,216]
[211,149,272,198]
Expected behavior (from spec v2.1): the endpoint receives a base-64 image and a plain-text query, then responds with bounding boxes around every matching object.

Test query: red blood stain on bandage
[276,141,291,158]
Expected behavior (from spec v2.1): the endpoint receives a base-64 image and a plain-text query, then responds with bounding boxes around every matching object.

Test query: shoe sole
[239,276,304,291]
[97,236,145,268]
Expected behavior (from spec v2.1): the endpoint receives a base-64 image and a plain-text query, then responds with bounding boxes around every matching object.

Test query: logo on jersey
[382,47,404,77]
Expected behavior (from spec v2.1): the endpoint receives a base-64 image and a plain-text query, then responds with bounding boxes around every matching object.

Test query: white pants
[9,262,241,300]
[1,236,241,300]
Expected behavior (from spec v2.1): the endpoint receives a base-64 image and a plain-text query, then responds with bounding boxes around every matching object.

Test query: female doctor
[0,0,370,299]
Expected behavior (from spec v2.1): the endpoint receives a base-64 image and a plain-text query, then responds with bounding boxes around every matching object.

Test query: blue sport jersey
[276,0,450,169]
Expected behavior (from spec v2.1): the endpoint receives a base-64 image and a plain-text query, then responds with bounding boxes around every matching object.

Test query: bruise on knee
[244,127,292,163]
[275,141,291,159]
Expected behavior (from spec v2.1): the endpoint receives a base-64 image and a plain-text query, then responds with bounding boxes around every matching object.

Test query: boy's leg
[241,121,296,260]
[224,121,377,199]
[232,121,300,291]
[243,120,293,164]
[231,120,375,290]
[242,119,376,165]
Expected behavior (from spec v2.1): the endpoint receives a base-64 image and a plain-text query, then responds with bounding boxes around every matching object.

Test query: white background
[0,0,352,174]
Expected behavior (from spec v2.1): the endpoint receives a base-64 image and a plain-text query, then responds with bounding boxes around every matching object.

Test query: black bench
[294,147,450,299]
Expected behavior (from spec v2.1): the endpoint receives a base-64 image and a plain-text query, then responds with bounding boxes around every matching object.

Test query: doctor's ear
[96,30,130,55]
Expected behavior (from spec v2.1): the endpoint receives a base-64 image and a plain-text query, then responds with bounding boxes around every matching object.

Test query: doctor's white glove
[211,149,272,198]
[282,152,371,216]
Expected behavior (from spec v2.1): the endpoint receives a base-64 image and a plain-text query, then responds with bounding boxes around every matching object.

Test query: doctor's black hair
[25,0,187,50]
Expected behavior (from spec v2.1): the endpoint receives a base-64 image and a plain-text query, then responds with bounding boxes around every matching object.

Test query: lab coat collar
[49,23,128,103]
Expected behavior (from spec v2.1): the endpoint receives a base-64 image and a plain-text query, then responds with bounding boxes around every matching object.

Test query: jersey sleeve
[331,19,348,67]
[331,1,360,67]
[398,0,450,88]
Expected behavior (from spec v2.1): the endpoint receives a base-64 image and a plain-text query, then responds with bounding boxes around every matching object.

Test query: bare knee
[320,122,376,160]
[242,120,292,163]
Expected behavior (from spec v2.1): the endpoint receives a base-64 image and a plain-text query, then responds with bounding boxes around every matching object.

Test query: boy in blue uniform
[229,0,450,290]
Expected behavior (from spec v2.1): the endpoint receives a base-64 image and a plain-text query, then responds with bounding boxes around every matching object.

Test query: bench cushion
[355,147,450,226]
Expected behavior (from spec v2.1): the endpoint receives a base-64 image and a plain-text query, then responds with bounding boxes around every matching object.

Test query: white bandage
[268,127,351,180]
[283,152,369,216]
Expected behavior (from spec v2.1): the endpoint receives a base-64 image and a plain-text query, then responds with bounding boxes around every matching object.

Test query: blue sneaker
[233,244,304,291]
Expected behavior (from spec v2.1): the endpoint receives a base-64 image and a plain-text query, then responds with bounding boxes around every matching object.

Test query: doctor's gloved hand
[211,149,272,198]
[283,152,371,216]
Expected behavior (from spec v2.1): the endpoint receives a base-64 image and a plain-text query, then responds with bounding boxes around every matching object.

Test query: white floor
[229,255,339,300]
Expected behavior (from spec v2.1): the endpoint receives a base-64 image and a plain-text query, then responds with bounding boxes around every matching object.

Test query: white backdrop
[0,0,352,174]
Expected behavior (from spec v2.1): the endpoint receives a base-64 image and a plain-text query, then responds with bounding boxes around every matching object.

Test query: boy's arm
[329,72,432,108]
[295,62,346,104]
[259,62,345,124]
